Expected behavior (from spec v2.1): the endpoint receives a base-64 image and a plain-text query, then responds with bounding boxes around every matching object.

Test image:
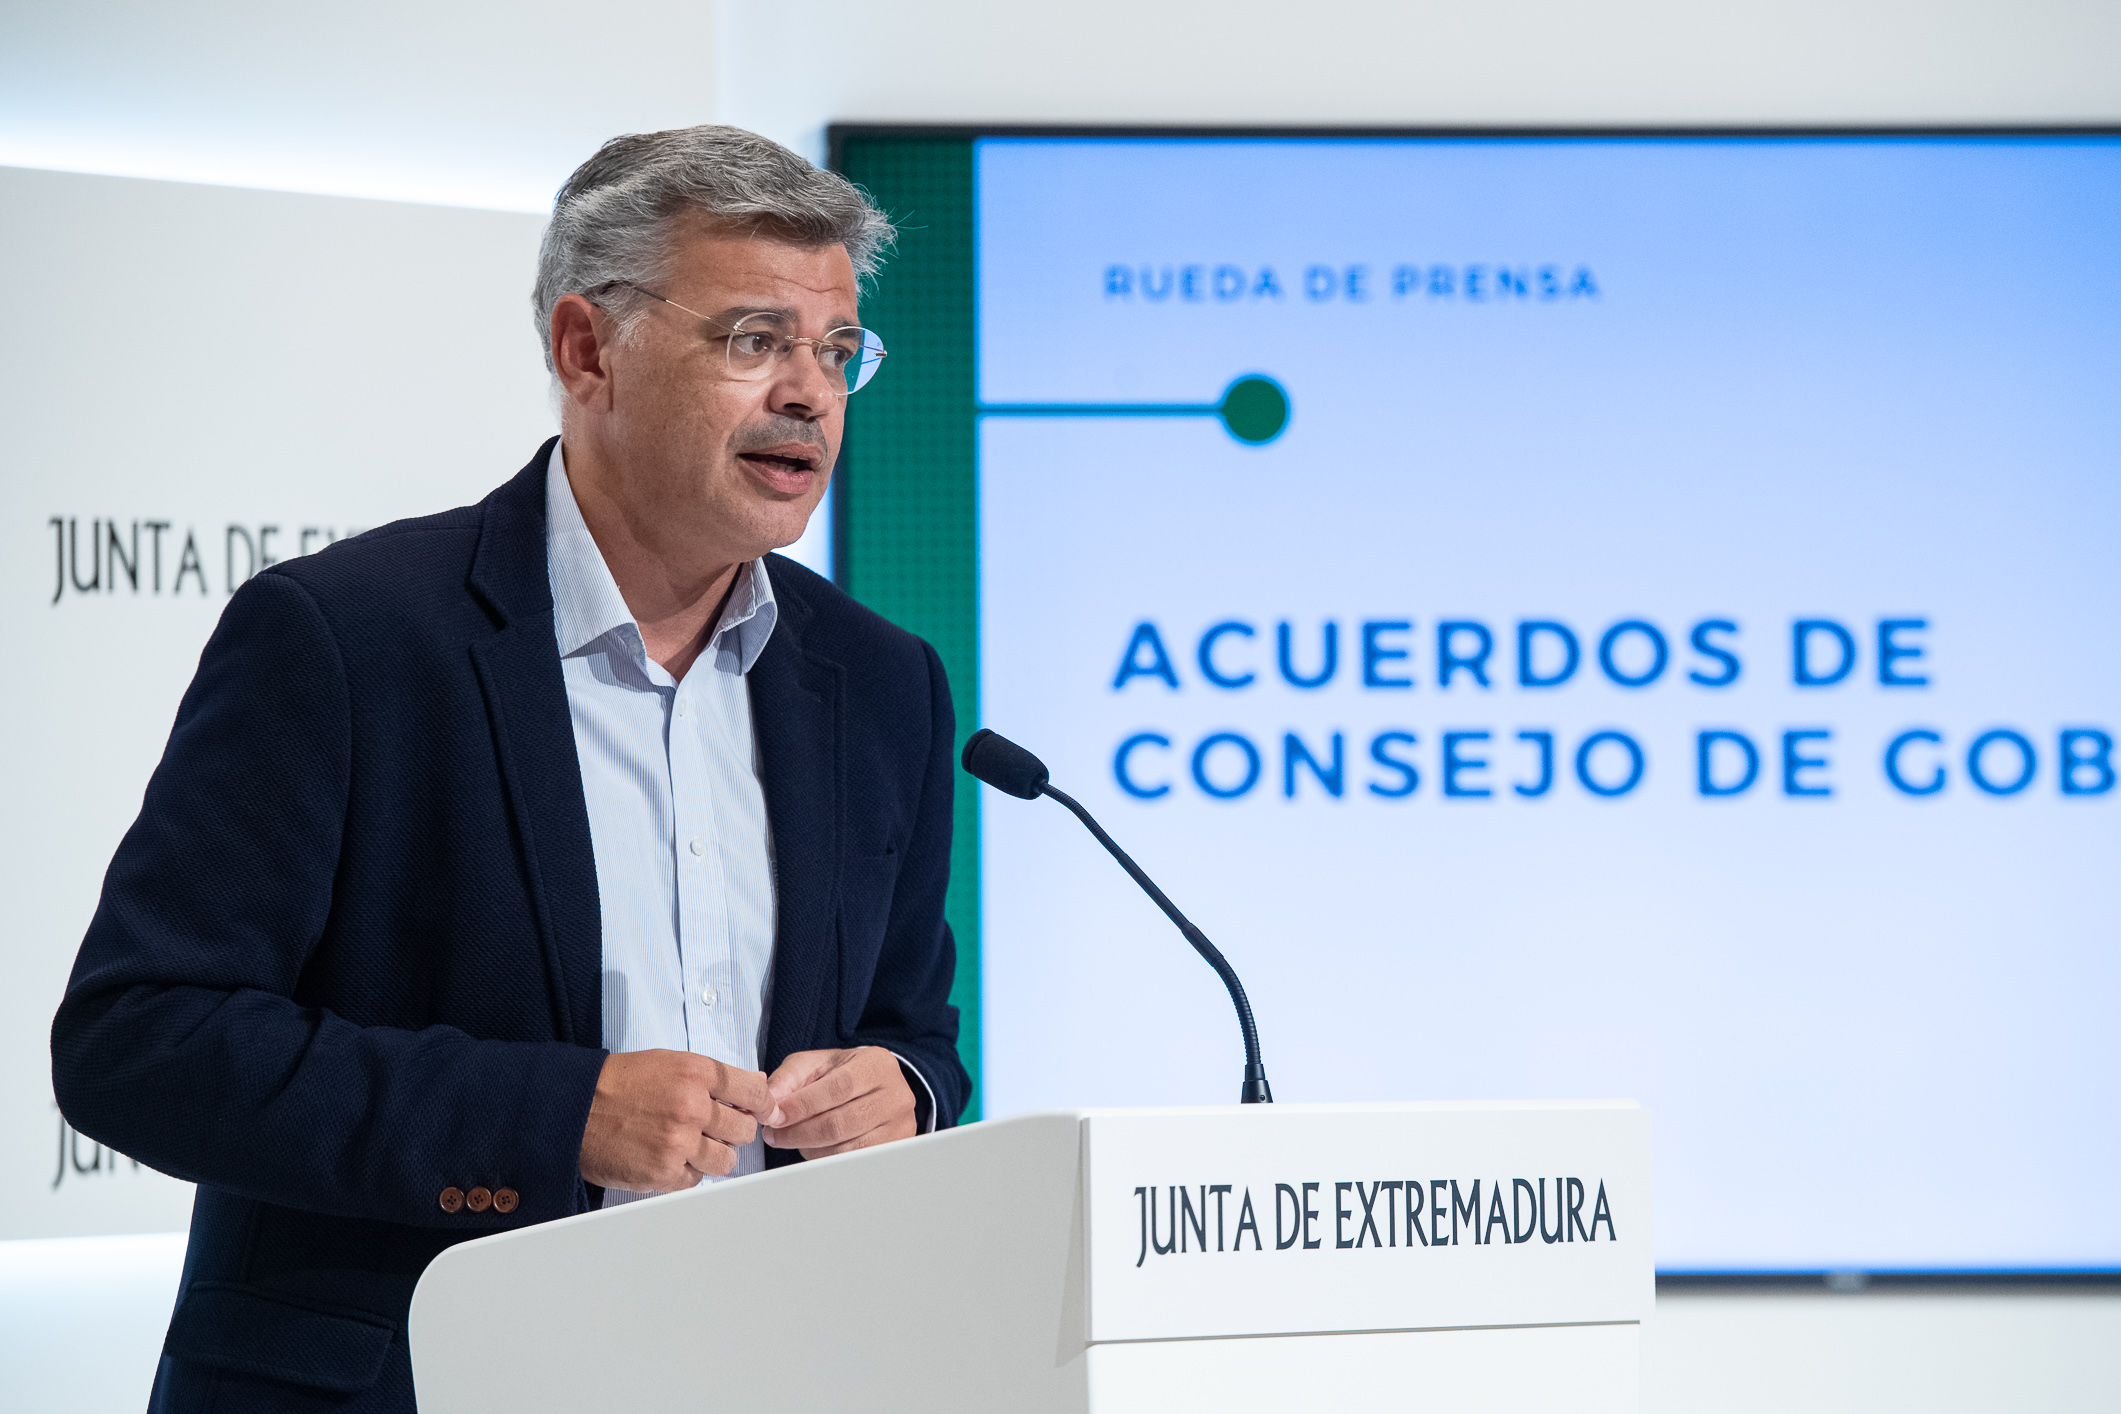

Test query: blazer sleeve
[848,639,973,1127]
[50,571,606,1229]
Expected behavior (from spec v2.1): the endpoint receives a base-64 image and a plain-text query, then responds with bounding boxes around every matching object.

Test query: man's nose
[767,344,840,419]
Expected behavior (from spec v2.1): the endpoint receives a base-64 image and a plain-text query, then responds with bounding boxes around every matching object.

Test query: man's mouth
[740,452,816,472]
[735,443,823,489]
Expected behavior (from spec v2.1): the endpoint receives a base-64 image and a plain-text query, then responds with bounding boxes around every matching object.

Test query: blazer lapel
[465,442,603,1048]
[750,588,844,1071]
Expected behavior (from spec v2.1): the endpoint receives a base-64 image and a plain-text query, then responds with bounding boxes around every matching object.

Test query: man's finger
[699,1100,758,1149]
[768,1052,881,1129]
[766,1091,887,1150]
[778,1057,873,1124]
[710,1061,775,1117]
[798,1124,896,1161]
[687,1132,739,1178]
[764,1049,842,1111]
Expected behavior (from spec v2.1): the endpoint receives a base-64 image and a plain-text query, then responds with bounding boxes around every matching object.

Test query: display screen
[840,131,2121,1274]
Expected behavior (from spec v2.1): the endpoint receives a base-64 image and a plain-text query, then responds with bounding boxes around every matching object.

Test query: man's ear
[551,294,614,413]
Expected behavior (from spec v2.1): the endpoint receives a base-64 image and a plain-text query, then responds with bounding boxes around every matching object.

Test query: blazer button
[438,1187,465,1213]
[492,1188,519,1214]
[465,1186,493,1212]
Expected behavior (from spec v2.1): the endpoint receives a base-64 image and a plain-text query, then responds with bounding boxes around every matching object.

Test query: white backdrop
[0,165,556,1240]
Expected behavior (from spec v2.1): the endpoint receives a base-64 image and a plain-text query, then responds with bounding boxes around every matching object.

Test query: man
[51,125,967,1412]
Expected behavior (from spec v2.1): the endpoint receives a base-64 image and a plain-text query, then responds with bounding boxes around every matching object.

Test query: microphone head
[961,728,1050,800]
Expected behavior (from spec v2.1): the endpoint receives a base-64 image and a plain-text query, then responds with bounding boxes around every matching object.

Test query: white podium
[410,1101,1652,1413]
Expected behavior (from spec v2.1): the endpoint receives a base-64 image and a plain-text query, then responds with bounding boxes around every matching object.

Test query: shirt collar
[544,441,778,675]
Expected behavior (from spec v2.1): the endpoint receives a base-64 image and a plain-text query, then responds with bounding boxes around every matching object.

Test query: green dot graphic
[1218,375,1291,444]
[978,374,1293,446]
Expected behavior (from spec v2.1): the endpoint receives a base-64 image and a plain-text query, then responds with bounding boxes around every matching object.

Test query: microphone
[961,728,1272,1104]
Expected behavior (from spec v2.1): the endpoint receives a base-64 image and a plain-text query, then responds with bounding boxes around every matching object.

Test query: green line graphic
[981,374,1292,445]
[836,134,984,1119]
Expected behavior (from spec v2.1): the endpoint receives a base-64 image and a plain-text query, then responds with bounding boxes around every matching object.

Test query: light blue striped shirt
[546,444,781,1192]
[546,444,934,1196]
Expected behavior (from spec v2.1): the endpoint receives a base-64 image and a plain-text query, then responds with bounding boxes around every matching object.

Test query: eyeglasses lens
[723,317,885,396]
[842,329,886,395]
[724,316,789,379]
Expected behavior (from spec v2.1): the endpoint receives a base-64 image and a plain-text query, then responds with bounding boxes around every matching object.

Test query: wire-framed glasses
[586,279,887,396]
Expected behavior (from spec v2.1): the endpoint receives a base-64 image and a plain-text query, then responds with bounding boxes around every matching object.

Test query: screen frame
[827,122,2121,1287]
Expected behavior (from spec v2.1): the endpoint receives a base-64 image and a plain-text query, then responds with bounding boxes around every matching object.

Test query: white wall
[1647,1287,2121,1413]
[0,0,714,208]
[4,2,2119,1411]
[716,0,2121,160]
[0,1235,185,1411]
[13,0,2119,201]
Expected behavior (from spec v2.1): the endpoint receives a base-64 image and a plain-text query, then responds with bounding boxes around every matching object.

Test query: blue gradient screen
[971,135,2121,1272]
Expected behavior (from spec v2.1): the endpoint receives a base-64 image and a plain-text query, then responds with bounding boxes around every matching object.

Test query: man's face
[573,219,859,561]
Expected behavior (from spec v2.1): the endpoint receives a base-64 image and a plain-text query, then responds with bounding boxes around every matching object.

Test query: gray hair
[532,125,893,373]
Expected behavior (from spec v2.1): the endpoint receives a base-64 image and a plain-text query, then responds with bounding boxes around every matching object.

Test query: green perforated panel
[833,136,982,1118]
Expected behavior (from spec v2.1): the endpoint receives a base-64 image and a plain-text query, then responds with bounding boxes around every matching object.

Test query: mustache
[728,417,828,456]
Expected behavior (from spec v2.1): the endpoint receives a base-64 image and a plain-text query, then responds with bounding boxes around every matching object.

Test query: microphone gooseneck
[960,728,1272,1104]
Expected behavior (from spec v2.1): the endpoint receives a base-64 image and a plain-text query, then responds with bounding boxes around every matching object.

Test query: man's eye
[817,345,853,373]
[730,332,780,358]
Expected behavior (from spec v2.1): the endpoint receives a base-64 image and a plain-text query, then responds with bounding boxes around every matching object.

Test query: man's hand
[579,1049,773,1193]
[762,1047,918,1160]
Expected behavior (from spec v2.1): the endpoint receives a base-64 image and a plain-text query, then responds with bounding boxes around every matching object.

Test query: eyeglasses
[585,280,887,396]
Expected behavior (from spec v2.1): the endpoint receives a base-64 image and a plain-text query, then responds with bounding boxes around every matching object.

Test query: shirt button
[690,837,706,857]
[675,697,688,718]
[700,984,717,1007]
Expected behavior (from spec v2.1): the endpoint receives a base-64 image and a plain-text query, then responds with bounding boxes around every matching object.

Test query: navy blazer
[51,441,967,1412]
